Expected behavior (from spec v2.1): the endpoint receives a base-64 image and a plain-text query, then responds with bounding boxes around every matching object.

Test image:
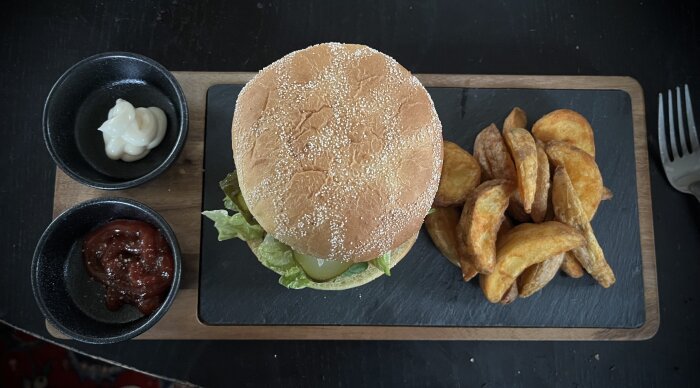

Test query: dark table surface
[2,1,699,386]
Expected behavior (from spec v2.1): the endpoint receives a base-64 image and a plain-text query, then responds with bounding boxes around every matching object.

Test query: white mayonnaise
[97,99,167,162]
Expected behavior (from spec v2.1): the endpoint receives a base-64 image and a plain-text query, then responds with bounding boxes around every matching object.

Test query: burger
[203,43,442,290]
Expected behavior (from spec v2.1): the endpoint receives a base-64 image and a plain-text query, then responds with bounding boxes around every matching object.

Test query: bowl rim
[42,51,189,190]
[31,197,182,344]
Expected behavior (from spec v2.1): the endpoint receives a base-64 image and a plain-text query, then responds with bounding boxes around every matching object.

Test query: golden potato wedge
[601,186,613,201]
[424,207,478,281]
[531,140,550,223]
[473,125,528,219]
[503,107,527,131]
[480,221,585,303]
[532,109,596,157]
[545,141,603,221]
[503,127,538,213]
[462,266,478,282]
[424,207,461,267]
[473,124,517,182]
[552,167,615,288]
[518,253,565,297]
[457,180,515,274]
[434,141,482,207]
[561,252,585,278]
[499,282,519,305]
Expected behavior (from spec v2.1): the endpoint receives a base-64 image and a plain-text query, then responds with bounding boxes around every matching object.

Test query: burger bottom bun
[248,232,419,291]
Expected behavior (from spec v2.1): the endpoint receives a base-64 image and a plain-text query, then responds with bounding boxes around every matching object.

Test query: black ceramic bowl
[31,198,181,344]
[43,52,188,190]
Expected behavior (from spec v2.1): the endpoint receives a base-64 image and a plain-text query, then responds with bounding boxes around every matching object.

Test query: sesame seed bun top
[232,43,442,262]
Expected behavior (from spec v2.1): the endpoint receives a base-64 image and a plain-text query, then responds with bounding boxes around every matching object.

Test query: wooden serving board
[49,72,658,340]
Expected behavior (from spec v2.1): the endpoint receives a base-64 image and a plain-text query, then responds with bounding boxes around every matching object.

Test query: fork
[658,84,700,201]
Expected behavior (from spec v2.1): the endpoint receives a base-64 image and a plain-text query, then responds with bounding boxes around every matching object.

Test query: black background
[201,85,645,328]
[2,1,699,386]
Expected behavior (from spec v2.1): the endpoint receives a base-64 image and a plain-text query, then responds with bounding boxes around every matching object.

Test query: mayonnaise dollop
[97,99,167,162]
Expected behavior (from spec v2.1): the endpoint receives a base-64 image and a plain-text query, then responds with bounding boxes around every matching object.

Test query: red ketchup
[82,219,174,315]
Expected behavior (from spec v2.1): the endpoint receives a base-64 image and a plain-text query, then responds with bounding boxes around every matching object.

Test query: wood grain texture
[50,72,658,341]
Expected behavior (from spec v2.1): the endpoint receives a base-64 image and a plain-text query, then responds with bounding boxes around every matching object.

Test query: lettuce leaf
[219,172,255,224]
[257,234,312,289]
[202,210,264,242]
[370,252,392,276]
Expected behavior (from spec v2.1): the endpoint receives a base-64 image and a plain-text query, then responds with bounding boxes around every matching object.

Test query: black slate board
[199,84,644,328]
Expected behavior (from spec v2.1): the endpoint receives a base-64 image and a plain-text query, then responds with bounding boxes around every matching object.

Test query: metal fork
[658,84,700,201]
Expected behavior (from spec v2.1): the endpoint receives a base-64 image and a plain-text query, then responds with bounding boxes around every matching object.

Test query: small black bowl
[43,52,188,190]
[31,198,181,344]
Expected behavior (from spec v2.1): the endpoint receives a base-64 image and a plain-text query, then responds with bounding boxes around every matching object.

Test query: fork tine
[685,84,699,152]
[659,92,670,165]
[668,90,680,160]
[676,87,689,156]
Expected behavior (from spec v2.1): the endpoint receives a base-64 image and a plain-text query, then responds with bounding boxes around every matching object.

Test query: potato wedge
[457,180,515,274]
[601,186,613,201]
[480,221,585,303]
[552,167,615,288]
[531,140,550,223]
[545,141,603,221]
[473,124,517,182]
[561,252,585,278]
[474,125,527,219]
[518,253,565,297]
[425,207,478,281]
[503,107,527,131]
[532,109,596,157]
[434,141,482,207]
[424,207,462,267]
[499,282,519,305]
[503,127,538,213]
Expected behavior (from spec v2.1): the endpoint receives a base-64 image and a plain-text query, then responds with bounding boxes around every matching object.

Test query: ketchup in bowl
[82,219,174,315]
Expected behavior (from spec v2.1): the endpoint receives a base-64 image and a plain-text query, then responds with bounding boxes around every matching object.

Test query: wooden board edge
[45,323,657,342]
[52,170,66,219]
